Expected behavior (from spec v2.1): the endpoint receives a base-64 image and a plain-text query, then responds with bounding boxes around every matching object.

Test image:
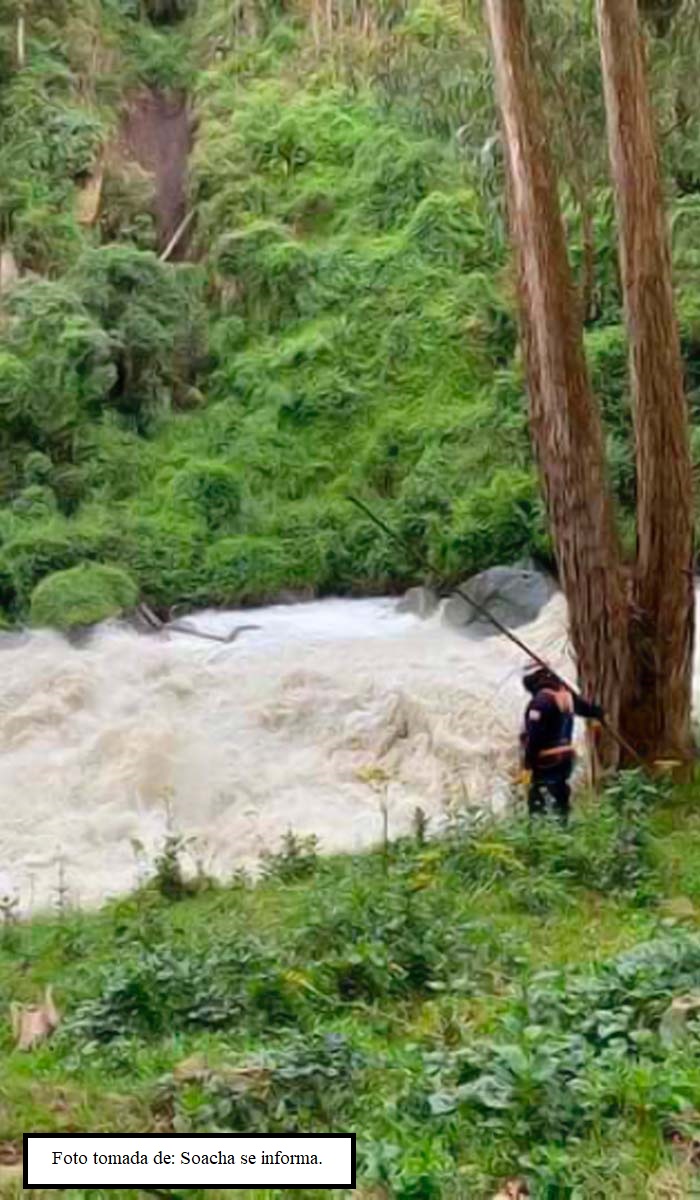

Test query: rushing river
[0,584,681,913]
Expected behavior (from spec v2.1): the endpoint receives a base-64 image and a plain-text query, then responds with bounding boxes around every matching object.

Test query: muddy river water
[3,586,694,913]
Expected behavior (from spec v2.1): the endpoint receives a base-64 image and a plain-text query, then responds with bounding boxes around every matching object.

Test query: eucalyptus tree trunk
[483,0,629,761]
[596,0,694,761]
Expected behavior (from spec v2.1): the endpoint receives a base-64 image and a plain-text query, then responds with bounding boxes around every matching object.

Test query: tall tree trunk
[596,0,694,760]
[483,0,629,759]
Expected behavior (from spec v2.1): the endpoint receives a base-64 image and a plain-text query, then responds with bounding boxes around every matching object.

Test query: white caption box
[25,1133,356,1189]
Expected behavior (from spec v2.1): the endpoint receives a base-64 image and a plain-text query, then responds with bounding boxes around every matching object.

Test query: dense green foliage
[6,772,700,1196]
[29,561,138,628]
[8,12,700,1200]
[1,0,700,627]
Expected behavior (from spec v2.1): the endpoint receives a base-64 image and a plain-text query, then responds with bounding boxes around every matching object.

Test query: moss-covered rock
[29,563,139,630]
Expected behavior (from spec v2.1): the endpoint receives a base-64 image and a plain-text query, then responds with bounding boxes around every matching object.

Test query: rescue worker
[520,662,604,824]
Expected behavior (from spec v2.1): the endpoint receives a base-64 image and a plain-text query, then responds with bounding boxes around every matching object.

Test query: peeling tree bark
[483,0,629,763]
[484,0,694,766]
[596,0,694,760]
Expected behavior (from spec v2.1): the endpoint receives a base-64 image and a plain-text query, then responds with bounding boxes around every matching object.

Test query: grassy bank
[4,773,700,1196]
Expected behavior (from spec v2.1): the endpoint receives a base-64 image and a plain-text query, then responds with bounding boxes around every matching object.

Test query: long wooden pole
[348,495,642,765]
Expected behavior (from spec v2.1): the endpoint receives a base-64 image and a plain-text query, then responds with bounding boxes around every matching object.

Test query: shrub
[44,107,104,180]
[442,773,660,903]
[1,280,115,438]
[4,527,88,603]
[68,245,207,421]
[213,221,316,327]
[104,512,205,604]
[23,452,53,486]
[167,1033,364,1134]
[151,834,203,901]
[11,485,57,520]
[260,831,319,883]
[74,419,151,502]
[353,131,446,232]
[202,535,293,603]
[29,562,139,629]
[444,470,550,575]
[403,190,486,270]
[214,220,289,279]
[171,461,243,531]
[421,929,700,1158]
[123,23,195,89]
[98,160,159,250]
[64,940,272,1041]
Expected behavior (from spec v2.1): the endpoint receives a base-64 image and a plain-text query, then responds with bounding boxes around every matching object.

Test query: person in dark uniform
[520,663,604,824]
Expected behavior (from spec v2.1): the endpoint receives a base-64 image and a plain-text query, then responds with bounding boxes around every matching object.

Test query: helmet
[522,660,558,694]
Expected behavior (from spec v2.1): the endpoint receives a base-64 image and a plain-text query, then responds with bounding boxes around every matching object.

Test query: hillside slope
[2,0,700,626]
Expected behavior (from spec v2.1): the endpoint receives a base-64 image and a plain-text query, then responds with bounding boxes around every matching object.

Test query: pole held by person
[347,494,641,770]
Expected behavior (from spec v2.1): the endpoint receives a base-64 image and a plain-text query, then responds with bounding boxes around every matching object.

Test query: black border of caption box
[24,1132,357,1190]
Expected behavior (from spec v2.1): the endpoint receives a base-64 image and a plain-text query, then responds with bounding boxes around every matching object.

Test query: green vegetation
[5,773,700,1195]
[2,0,700,628]
[3,1,700,626]
[5,9,700,1198]
[29,561,138,628]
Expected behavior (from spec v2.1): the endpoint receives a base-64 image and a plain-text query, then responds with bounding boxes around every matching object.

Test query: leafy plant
[260,831,320,883]
[170,461,242,532]
[29,562,138,629]
[151,834,195,902]
[421,929,700,1162]
[161,1032,364,1134]
[64,941,267,1041]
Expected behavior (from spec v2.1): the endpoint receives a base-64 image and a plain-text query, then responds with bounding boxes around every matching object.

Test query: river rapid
[2,585,693,914]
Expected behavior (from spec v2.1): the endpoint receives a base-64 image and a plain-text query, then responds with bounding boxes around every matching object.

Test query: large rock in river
[29,563,139,634]
[441,565,557,636]
[397,586,439,619]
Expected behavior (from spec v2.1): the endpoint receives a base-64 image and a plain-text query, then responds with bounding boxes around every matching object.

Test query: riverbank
[3,773,700,1197]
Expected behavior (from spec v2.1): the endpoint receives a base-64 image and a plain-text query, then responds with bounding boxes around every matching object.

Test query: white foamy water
[0,588,621,913]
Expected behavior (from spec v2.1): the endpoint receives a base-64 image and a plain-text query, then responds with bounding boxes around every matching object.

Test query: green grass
[4,773,700,1197]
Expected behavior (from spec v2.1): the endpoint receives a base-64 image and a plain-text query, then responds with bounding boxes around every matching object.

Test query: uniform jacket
[521,687,602,771]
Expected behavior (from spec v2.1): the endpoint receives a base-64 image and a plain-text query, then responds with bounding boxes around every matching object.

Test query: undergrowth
[4,773,700,1196]
[3,2,700,626]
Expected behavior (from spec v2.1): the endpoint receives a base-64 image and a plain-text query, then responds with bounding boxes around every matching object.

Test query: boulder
[441,566,557,636]
[29,563,139,632]
[397,586,439,619]
[275,587,316,605]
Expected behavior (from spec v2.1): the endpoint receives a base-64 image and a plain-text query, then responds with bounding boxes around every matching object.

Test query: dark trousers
[528,761,573,824]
